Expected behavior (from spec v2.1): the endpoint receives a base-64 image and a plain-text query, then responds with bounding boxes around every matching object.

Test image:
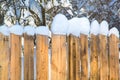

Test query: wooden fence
[0,33,119,80]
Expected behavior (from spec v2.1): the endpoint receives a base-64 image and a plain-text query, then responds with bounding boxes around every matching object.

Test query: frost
[9,24,23,35]
[109,27,119,38]
[36,26,50,36]
[90,20,100,35]
[67,17,81,37]
[100,20,109,36]
[0,25,10,36]
[24,26,35,36]
[51,14,69,35]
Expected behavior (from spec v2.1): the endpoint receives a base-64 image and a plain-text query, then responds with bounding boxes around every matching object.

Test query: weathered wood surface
[109,34,119,80]
[99,35,108,80]
[10,34,21,80]
[36,35,48,80]
[90,34,99,80]
[0,34,9,80]
[68,35,80,80]
[80,34,88,80]
[51,34,68,80]
[24,34,34,80]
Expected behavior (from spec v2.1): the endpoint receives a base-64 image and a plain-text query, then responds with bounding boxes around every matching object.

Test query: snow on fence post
[67,18,81,80]
[0,25,9,80]
[51,14,69,80]
[99,21,109,80]
[9,24,23,80]
[79,17,90,80]
[24,26,35,80]
[109,27,119,80]
[36,27,49,80]
[90,20,99,80]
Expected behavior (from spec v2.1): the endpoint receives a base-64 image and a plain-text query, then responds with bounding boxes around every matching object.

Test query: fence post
[10,34,21,80]
[36,35,48,80]
[24,34,34,80]
[109,34,119,80]
[0,34,9,80]
[68,34,80,80]
[80,34,88,80]
[51,34,68,80]
[90,34,99,80]
[99,35,108,80]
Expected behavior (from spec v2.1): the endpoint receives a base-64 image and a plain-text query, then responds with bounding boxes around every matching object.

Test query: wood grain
[24,34,34,80]
[36,35,48,80]
[10,34,21,80]
[51,34,68,80]
[0,34,9,80]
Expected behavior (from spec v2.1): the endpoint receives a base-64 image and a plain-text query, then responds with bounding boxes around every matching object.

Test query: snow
[67,17,81,37]
[100,20,109,36]
[35,26,50,36]
[0,25,10,36]
[24,26,35,36]
[51,14,69,35]
[9,24,23,35]
[79,17,90,35]
[109,27,119,38]
[90,20,100,35]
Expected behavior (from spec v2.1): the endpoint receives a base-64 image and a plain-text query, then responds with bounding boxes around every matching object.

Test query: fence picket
[51,34,68,80]
[36,35,49,80]
[0,34,9,80]
[10,34,21,80]
[24,34,34,80]
[90,34,99,80]
[80,34,88,80]
[68,35,81,80]
[109,34,119,80]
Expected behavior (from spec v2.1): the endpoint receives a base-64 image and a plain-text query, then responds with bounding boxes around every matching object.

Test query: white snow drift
[79,17,90,35]
[36,26,50,36]
[24,26,35,36]
[51,14,69,35]
[9,24,23,35]
[90,20,100,35]
[0,25,10,36]
[100,20,109,36]
[67,17,81,37]
[109,27,119,38]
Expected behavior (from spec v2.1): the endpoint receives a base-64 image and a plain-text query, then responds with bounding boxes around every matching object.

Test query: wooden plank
[36,35,48,80]
[51,34,68,80]
[99,35,108,80]
[109,34,119,80]
[90,34,99,80]
[24,34,34,80]
[0,34,9,80]
[80,34,88,80]
[10,34,21,80]
[69,35,76,80]
[68,34,80,80]
[75,36,81,80]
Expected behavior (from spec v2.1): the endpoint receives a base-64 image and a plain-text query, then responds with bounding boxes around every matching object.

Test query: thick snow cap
[79,17,90,35]
[24,26,35,36]
[90,20,100,35]
[109,27,119,38]
[100,20,109,36]
[36,26,50,36]
[0,25,10,36]
[67,17,81,37]
[9,24,23,35]
[51,14,69,35]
